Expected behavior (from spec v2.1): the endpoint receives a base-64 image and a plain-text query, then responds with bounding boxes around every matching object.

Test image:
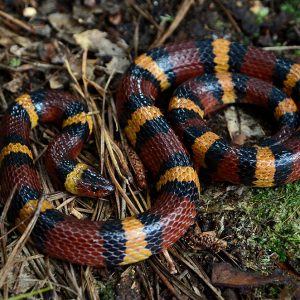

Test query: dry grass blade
[0,186,15,245]
[149,260,183,299]
[0,186,17,299]
[5,286,52,299]
[212,0,242,34]
[0,196,45,288]
[104,130,126,180]
[0,62,62,73]
[85,79,105,98]
[105,151,139,215]
[101,69,116,172]
[64,57,85,98]
[170,246,224,300]
[83,269,100,300]
[110,141,134,184]
[136,264,155,299]
[82,48,89,97]
[128,0,161,31]
[133,15,140,56]
[127,184,147,212]
[0,10,35,33]
[150,258,206,300]
[263,45,300,51]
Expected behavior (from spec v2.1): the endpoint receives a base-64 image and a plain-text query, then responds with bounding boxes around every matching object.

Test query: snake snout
[77,167,115,198]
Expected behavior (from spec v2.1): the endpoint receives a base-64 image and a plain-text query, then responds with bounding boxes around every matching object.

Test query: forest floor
[0,0,299,299]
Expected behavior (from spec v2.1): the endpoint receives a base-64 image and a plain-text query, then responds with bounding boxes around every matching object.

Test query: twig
[212,0,242,34]
[136,265,154,300]
[105,152,139,215]
[0,197,44,288]
[133,15,140,57]
[170,247,224,300]
[101,69,115,173]
[0,62,62,73]
[151,257,205,299]
[149,261,182,299]
[0,10,35,34]
[128,0,161,31]
[64,57,85,98]
[0,186,16,299]
[263,45,300,51]
[151,0,195,48]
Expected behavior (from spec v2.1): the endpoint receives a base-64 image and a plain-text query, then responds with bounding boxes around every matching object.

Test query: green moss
[280,0,300,22]
[160,14,173,23]
[99,284,115,300]
[242,183,300,262]
[9,57,21,68]
[8,287,52,300]
[268,286,280,298]
[255,6,269,24]
[294,49,300,57]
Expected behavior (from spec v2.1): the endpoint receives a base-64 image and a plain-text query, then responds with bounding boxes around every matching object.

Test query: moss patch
[241,183,300,263]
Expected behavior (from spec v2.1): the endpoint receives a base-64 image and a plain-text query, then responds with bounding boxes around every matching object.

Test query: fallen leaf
[64,55,95,80]
[3,73,24,93]
[0,26,32,48]
[73,29,130,74]
[212,263,294,288]
[48,13,84,34]
[106,56,130,74]
[224,106,265,142]
[49,74,64,89]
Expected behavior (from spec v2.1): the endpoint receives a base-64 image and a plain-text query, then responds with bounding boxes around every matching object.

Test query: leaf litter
[0,1,299,299]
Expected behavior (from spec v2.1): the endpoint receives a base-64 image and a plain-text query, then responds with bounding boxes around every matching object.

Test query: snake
[1,39,300,267]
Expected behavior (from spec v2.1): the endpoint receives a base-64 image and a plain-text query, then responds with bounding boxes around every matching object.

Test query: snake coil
[1,39,299,267]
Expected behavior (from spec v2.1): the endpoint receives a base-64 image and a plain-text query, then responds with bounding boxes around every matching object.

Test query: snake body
[1,39,300,267]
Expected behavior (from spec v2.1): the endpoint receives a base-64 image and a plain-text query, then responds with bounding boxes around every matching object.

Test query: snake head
[63,162,115,198]
[76,167,115,198]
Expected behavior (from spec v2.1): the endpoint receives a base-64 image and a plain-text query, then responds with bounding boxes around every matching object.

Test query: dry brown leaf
[224,106,265,141]
[6,259,37,294]
[0,26,32,48]
[48,13,84,34]
[65,55,95,81]
[73,29,130,73]
[3,74,24,93]
[49,74,64,89]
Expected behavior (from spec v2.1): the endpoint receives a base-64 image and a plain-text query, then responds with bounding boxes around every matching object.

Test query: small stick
[0,10,35,34]
[128,0,161,31]
[133,15,140,57]
[263,45,300,51]
[149,261,182,299]
[213,0,242,34]
[0,197,44,288]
